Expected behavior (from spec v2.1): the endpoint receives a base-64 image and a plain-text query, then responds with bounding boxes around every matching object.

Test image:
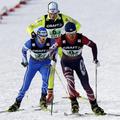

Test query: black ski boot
[90,100,105,115]
[8,99,21,112]
[40,96,47,110]
[71,98,79,113]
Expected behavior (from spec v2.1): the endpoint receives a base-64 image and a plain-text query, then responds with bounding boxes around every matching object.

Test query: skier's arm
[82,35,98,61]
[62,14,81,31]
[26,15,45,36]
[21,40,32,67]
[48,37,61,60]
[50,37,62,49]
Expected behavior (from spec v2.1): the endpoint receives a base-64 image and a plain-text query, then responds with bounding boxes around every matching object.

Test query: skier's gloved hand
[49,51,57,62]
[31,31,36,39]
[93,59,100,67]
[46,89,54,104]
[51,52,57,62]
[21,62,28,67]
[51,60,56,66]
[21,56,28,67]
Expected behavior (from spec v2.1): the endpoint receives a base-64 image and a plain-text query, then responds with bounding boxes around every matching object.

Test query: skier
[8,27,53,112]
[26,1,81,103]
[49,22,105,115]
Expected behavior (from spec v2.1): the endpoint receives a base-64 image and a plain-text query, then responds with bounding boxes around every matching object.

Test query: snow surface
[0,0,120,120]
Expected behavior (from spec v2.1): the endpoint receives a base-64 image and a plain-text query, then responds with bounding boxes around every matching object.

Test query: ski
[31,101,59,109]
[85,112,120,117]
[64,112,120,117]
[64,112,84,117]
[0,109,24,114]
[34,107,58,113]
[0,107,58,114]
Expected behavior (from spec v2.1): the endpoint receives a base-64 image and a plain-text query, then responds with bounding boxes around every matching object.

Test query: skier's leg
[39,64,50,108]
[16,65,37,101]
[75,58,95,101]
[62,66,79,98]
[8,62,37,112]
[48,39,57,90]
[76,59,105,115]
[61,61,79,113]
[48,62,56,90]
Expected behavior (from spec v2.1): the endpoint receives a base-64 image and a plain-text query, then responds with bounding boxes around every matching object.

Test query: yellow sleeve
[26,15,45,36]
[62,14,81,31]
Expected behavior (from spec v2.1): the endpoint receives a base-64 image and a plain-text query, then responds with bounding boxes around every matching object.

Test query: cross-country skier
[26,1,81,103]
[8,27,53,112]
[49,22,105,115]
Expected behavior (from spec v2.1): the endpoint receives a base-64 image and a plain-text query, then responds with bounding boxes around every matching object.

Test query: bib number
[35,53,47,60]
[49,29,61,38]
[65,50,79,57]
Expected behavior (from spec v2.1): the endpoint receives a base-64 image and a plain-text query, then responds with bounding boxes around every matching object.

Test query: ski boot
[90,100,105,115]
[40,96,47,110]
[71,98,79,113]
[8,99,21,112]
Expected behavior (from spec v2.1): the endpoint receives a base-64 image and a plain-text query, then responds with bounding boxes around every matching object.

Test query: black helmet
[65,22,76,32]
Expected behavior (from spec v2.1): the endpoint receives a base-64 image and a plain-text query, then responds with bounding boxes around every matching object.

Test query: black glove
[21,62,28,67]
[31,31,36,39]
[93,59,100,67]
[49,51,57,62]
[94,59,99,64]
[51,52,57,62]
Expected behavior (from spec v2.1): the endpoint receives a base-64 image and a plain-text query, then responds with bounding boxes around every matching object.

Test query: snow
[0,0,120,120]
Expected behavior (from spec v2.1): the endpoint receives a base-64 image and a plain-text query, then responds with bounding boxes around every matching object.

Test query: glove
[21,62,28,67]
[46,89,54,104]
[31,31,36,39]
[21,56,28,67]
[49,50,57,62]
[51,52,57,62]
[51,60,56,66]
[93,59,100,67]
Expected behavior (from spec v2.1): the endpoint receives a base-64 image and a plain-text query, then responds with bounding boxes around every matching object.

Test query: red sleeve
[82,35,98,60]
[82,35,95,47]
[55,37,62,47]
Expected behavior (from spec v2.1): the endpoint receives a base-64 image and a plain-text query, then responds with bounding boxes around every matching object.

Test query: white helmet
[48,1,59,13]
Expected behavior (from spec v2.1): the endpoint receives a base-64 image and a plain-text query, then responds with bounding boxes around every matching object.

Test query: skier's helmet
[65,22,76,32]
[48,1,59,13]
[37,27,48,37]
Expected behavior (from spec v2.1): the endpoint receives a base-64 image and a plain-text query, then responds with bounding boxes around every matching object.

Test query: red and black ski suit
[56,33,98,103]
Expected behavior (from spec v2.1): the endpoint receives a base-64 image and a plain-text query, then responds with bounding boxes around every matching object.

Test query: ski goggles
[65,31,76,35]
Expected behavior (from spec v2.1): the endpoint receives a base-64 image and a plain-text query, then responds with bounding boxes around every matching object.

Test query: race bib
[63,49,82,57]
[48,29,61,38]
[35,53,47,59]
[31,51,49,60]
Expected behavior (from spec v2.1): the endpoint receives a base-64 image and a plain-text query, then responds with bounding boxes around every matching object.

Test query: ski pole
[95,64,98,102]
[50,99,53,115]
[55,68,69,95]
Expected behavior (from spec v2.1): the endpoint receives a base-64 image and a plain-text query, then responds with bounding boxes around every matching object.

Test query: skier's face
[66,31,77,41]
[37,36,46,44]
[48,12,58,20]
